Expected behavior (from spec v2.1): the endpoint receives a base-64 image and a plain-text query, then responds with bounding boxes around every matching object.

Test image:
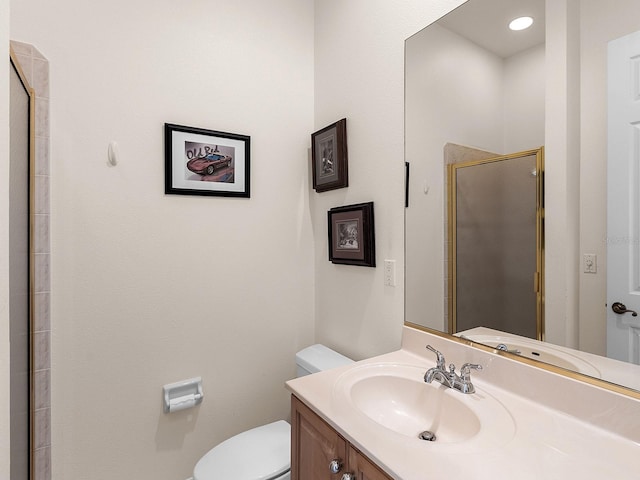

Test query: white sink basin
[348,372,480,443]
[332,363,516,452]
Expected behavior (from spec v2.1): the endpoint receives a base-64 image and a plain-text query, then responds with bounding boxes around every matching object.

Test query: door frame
[10,45,36,480]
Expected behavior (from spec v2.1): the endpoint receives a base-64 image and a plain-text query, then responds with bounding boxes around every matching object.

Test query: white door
[607,30,640,364]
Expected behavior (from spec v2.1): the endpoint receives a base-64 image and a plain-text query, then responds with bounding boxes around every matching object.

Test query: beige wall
[10,0,315,478]
[1,0,11,477]
[312,0,466,360]
[503,45,546,153]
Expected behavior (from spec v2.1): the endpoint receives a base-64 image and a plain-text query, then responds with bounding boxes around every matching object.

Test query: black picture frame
[165,123,250,197]
[311,118,348,192]
[328,202,375,267]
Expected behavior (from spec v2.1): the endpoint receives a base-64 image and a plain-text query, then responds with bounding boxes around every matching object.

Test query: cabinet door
[348,445,393,480]
[291,395,348,480]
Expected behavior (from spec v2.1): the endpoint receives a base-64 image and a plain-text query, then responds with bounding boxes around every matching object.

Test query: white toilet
[193,344,353,480]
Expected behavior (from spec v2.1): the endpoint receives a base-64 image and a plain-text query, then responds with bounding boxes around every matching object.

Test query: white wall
[503,44,546,153]
[313,0,466,360]
[10,0,315,479]
[1,0,11,477]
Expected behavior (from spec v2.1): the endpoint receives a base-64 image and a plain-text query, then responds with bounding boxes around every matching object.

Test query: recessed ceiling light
[509,16,534,31]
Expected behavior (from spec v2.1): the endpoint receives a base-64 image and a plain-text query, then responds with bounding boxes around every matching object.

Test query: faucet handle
[426,345,446,369]
[460,363,482,381]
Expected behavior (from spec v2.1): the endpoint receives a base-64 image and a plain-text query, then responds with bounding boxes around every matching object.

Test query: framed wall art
[165,123,250,197]
[328,202,375,267]
[311,118,348,192]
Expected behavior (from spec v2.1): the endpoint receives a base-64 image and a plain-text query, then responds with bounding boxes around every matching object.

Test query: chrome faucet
[424,345,482,394]
[495,343,522,355]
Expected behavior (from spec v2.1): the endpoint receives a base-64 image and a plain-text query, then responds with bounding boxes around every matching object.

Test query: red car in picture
[187,153,232,176]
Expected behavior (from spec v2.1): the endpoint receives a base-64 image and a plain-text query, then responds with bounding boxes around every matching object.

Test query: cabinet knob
[329,459,343,474]
[341,474,355,480]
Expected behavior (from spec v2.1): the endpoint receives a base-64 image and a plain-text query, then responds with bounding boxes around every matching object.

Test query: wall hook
[107,141,119,166]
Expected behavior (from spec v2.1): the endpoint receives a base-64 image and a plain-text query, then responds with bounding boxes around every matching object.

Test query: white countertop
[286,326,640,480]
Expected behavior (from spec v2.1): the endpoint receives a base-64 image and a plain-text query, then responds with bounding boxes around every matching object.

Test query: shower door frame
[9,46,36,480]
[447,147,545,340]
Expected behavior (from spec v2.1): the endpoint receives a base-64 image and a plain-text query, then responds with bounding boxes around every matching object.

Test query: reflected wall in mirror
[405,0,640,395]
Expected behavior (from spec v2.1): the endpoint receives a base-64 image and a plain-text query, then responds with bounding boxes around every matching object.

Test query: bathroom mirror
[405,0,640,396]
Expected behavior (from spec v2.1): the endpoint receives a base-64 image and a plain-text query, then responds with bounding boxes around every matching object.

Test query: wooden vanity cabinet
[291,395,393,480]
[346,445,393,480]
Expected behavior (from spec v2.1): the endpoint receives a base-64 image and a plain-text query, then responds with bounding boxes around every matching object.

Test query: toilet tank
[295,344,353,377]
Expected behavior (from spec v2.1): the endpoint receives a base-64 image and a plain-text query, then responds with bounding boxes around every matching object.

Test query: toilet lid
[194,420,291,480]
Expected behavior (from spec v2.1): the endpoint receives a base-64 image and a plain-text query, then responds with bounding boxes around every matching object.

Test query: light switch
[384,259,396,287]
[583,254,597,273]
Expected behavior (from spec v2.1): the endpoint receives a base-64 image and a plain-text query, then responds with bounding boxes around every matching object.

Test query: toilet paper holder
[163,377,204,413]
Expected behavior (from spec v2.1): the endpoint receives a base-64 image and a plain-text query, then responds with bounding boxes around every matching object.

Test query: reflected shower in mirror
[404,0,640,394]
[448,148,543,340]
[405,0,544,332]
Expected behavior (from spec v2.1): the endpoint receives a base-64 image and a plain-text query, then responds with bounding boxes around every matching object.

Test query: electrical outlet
[384,259,396,287]
[583,254,597,273]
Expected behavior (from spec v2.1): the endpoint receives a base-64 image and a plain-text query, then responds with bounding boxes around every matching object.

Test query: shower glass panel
[448,149,543,339]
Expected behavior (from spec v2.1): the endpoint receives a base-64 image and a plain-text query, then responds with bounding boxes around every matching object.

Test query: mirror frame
[403,0,640,402]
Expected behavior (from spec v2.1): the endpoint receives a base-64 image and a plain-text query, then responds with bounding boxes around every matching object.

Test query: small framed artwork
[311,118,348,192]
[328,202,375,267]
[165,123,250,197]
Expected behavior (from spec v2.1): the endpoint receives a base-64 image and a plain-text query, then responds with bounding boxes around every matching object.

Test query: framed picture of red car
[328,202,375,267]
[165,123,250,197]
[311,118,348,192]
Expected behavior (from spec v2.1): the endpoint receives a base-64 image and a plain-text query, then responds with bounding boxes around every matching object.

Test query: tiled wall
[10,40,51,480]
